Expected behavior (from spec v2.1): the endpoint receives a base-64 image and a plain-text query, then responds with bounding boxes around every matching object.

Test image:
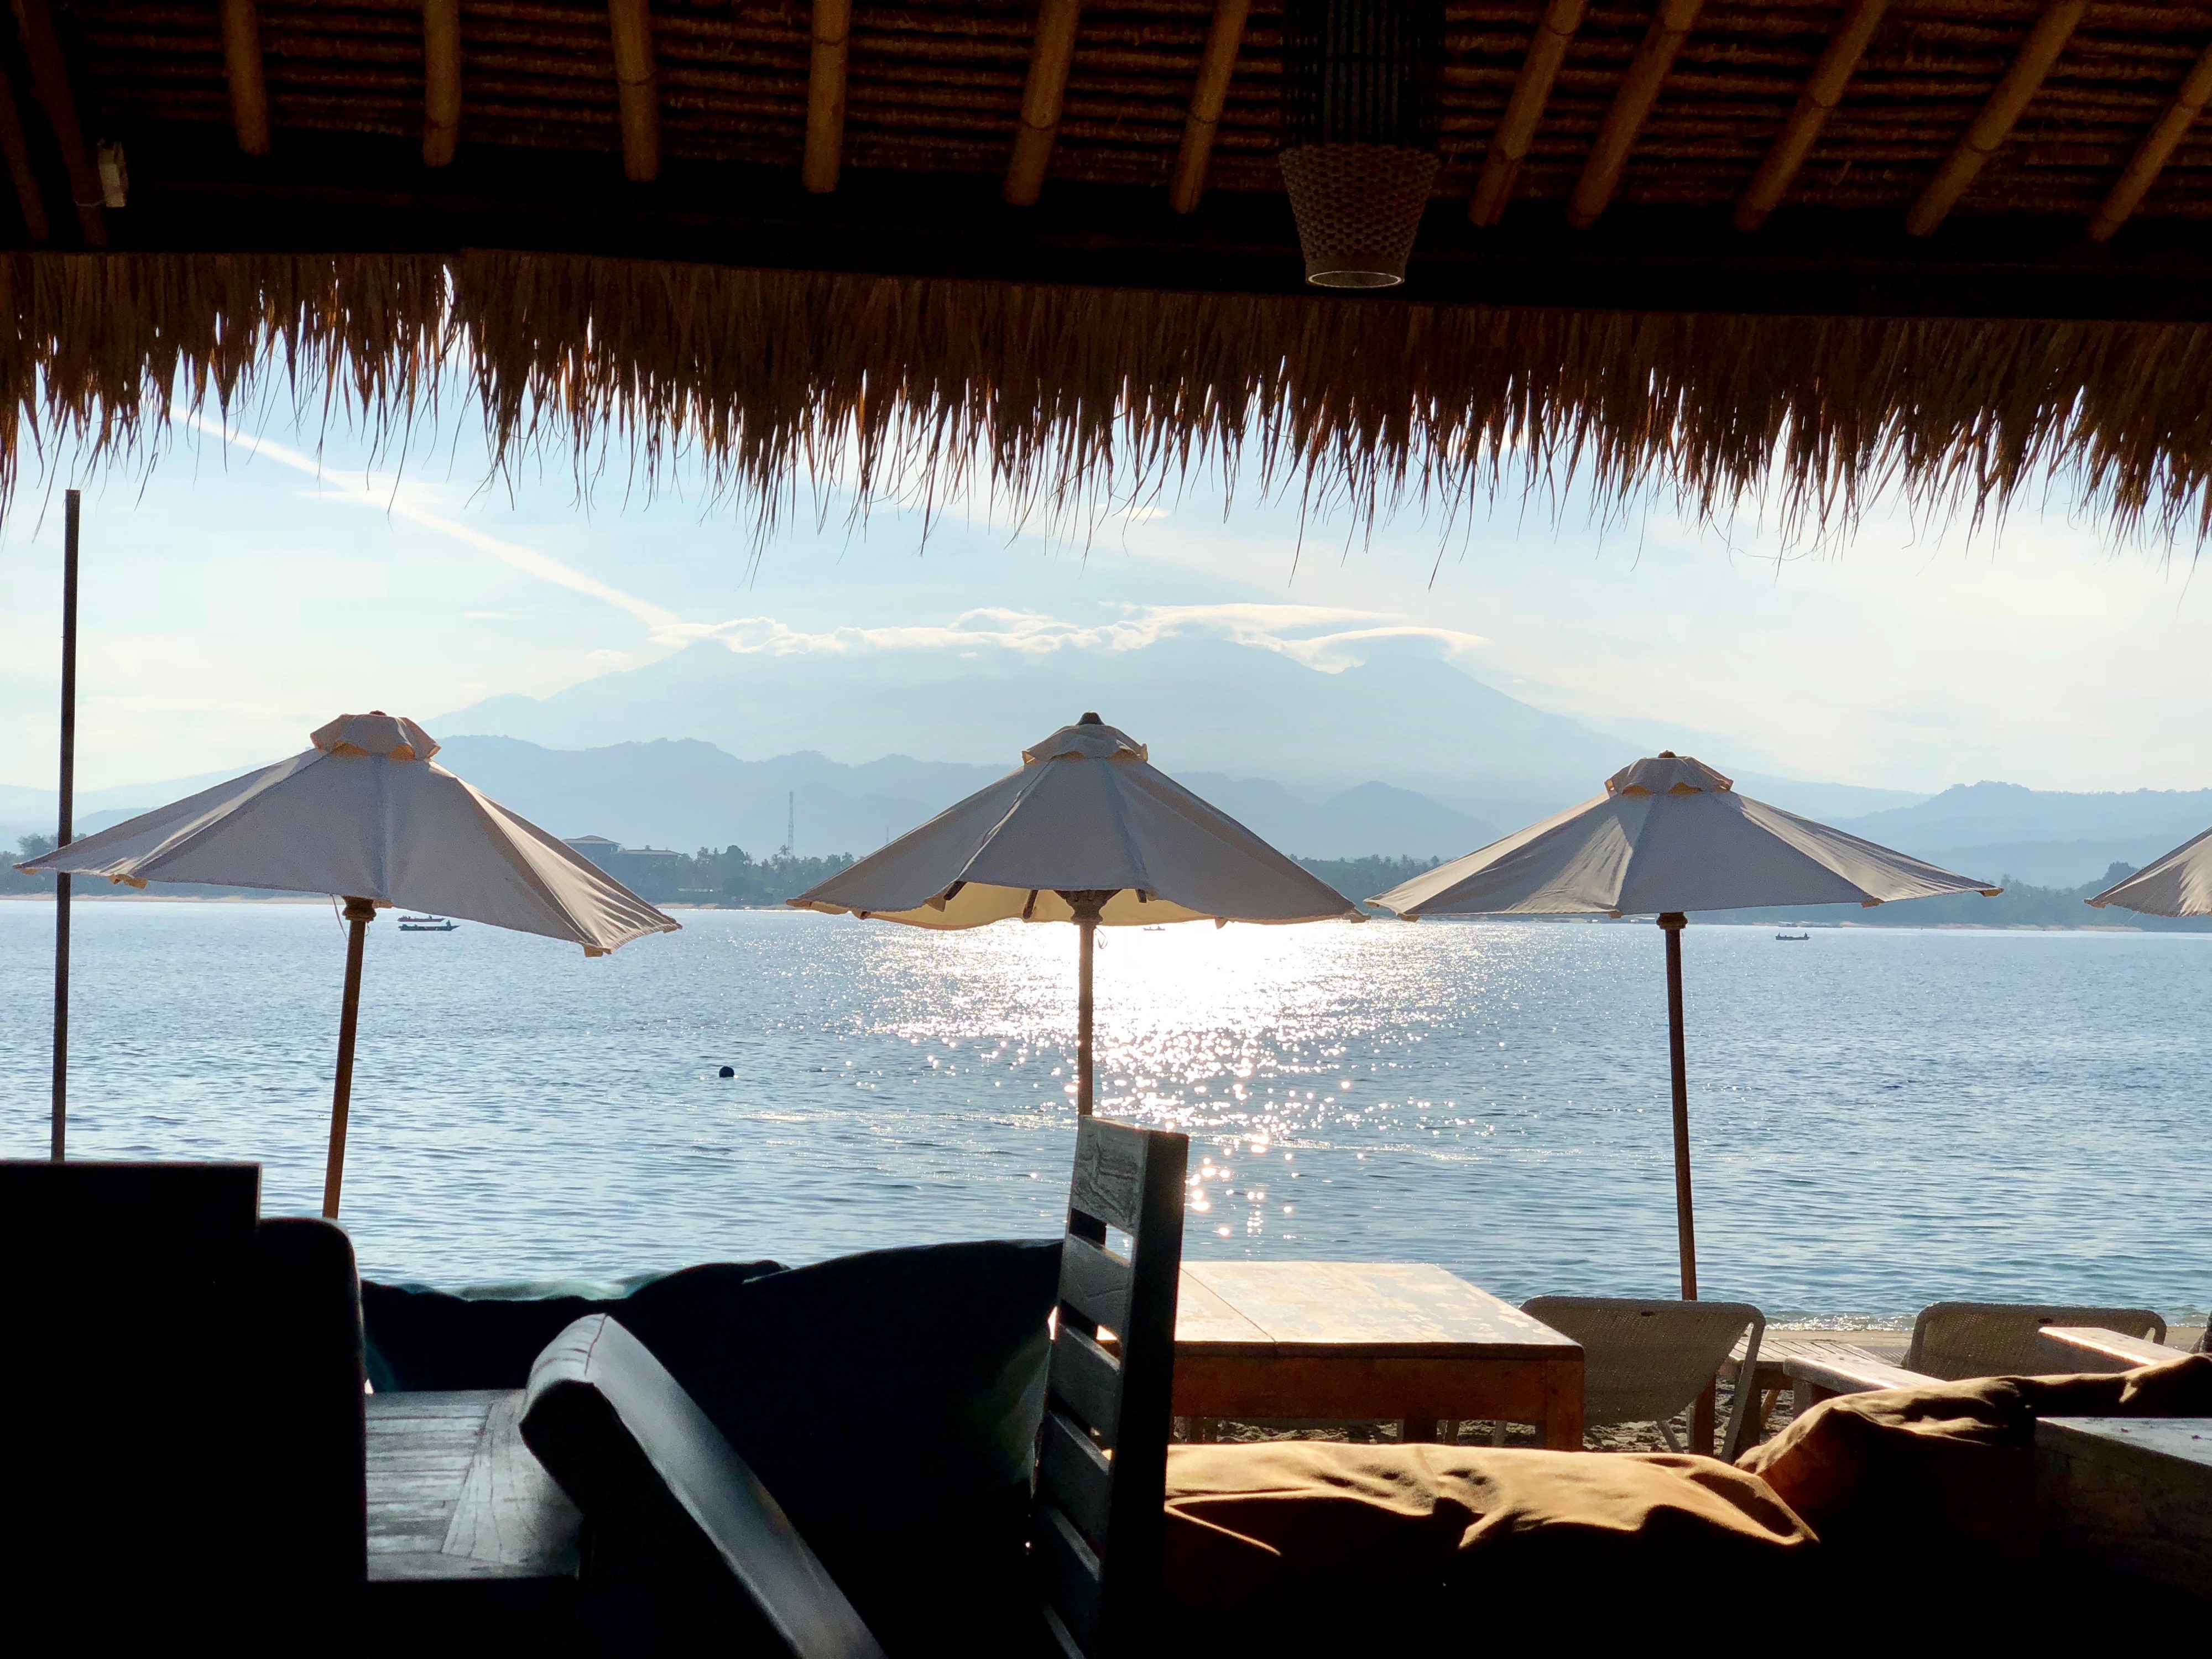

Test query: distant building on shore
[561,835,622,869]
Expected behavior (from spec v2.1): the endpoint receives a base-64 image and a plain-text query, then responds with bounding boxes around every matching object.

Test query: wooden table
[2037,1417,2212,1600]
[1172,1262,1585,1450]
[366,1390,585,1649]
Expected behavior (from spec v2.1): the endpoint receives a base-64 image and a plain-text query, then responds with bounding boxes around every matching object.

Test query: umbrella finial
[1079,711,1103,724]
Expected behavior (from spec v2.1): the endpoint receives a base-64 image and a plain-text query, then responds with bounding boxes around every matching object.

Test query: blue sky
[1,404,2205,796]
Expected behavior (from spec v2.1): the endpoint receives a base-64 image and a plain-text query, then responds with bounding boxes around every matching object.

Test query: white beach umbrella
[2086,831,2212,918]
[16,711,677,1215]
[789,713,1361,1113]
[1368,752,1998,1298]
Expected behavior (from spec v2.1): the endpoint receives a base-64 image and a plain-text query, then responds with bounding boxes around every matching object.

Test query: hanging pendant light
[1279,0,1444,289]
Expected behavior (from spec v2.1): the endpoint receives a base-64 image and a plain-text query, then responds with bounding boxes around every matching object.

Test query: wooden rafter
[802,0,849,195]
[422,0,461,169]
[607,0,660,184]
[1733,0,1890,232]
[2088,39,2212,243]
[1470,0,1585,227]
[1005,0,1081,207]
[218,0,269,156]
[10,0,102,244]
[0,57,48,241]
[1564,0,1703,231]
[1906,0,2084,238]
[1169,0,1249,215]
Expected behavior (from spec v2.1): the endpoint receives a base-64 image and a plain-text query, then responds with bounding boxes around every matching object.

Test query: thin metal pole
[1660,911,1695,1300]
[50,488,79,1162]
[323,896,376,1219]
[1076,914,1094,1116]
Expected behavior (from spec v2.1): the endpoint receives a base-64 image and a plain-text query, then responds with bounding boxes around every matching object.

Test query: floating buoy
[717,1065,734,1079]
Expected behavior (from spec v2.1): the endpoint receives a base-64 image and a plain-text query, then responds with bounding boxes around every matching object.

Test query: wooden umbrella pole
[1660,911,1696,1298]
[324,896,377,1219]
[1077,912,1094,1116]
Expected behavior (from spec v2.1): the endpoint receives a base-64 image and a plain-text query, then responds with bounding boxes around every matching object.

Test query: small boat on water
[398,915,458,932]
[1774,931,1811,941]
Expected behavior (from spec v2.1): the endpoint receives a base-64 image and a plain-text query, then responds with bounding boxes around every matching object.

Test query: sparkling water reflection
[1,901,2204,1320]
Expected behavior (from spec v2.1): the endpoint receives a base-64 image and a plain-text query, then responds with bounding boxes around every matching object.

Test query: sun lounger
[1906,1302,2167,1381]
[1520,1296,1766,1460]
[2033,1326,2184,1374]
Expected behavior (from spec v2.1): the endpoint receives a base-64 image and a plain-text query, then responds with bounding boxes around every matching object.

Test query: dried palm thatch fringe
[4,249,2212,546]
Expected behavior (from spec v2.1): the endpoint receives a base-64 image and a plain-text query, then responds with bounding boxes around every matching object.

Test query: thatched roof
[7,4,2212,536]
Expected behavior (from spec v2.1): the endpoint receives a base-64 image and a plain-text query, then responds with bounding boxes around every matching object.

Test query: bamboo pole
[802,0,849,194]
[607,0,661,182]
[1906,0,2084,238]
[49,488,78,1162]
[323,896,377,1219]
[0,58,47,243]
[1564,0,1703,230]
[1469,0,1585,227]
[1005,0,1082,207]
[2088,39,2212,243]
[220,0,270,155]
[1168,0,1248,215]
[1733,0,1890,232]
[422,0,462,168]
[11,0,106,244]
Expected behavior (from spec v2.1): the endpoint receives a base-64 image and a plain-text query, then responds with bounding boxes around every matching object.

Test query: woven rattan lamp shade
[1277,0,1443,288]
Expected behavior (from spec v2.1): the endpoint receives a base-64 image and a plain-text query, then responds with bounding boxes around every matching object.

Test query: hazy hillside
[1832,782,2212,888]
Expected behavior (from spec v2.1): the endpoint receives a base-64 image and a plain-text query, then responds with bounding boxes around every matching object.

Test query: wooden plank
[421,0,462,168]
[10,0,105,244]
[1005,0,1082,207]
[1182,1262,1577,1355]
[1563,0,1703,230]
[2037,1417,2212,1600]
[1037,1408,1112,1548]
[2034,1326,2184,1375]
[0,67,45,242]
[1732,0,1890,232]
[1782,1352,1931,1407]
[1049,1321,1123,1447]
[1173,1352,1559,1423]
[1168,0,1249,215]
[440,1391,582,1574]
[1906,0,2084,238]
[2089,40,2212,243]
[1069,1115,1147,1233]
[218,0,270,156]
[1032,1501,1103,1655]
[1469,0,1584,227]
[369,1390,517,1420]
[1171,1267,1272,1352]
[1542,1356,1584,1451]
[1060,1232,1132,1335]
[607,0,660,183]
[801,0,849,195]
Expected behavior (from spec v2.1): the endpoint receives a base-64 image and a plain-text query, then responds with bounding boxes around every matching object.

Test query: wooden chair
[1033,1115,1190,1659]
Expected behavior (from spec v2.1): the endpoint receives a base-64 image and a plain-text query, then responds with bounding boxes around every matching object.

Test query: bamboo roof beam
[1733,0,1889,233]
[422,0,461,168]
[2088,39,2212,243]
[0,59,47,242]
[1470,0,1585,227]
[10,0,103,245]
[1005,0,1082,207]
[218,0,269,155]
[1169,0,1249,215]
[607,0,660,183]
[802,0,850,194]
[1564,0,1704,231]
[1905,0,2084,238]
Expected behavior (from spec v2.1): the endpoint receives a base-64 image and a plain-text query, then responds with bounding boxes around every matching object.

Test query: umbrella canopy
[19,711,675,953]
[2087,830,2212,919]
[790,716,1358,929]
[17,711,677,1214]
[1368,752,1996,1316]
[1375,753,2001,920]
[791,714,1360,1110]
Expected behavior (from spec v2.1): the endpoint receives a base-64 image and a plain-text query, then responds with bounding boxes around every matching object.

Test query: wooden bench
[2033,1327,2187,1375]
[1782,1350,1936,1413]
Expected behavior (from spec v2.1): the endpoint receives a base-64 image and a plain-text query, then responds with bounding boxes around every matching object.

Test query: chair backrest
[1906,1302,2168,1380]
[1521,1296,1766,1460]
[1035,1116,1189,1659]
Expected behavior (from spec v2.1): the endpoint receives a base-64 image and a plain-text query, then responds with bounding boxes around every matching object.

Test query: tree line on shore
[6,836,2208,929]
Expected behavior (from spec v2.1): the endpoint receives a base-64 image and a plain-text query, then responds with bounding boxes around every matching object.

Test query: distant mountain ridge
[1831,781,2212,888]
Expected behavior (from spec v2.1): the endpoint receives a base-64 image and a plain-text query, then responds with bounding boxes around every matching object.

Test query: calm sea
[1,900,2204,1323]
